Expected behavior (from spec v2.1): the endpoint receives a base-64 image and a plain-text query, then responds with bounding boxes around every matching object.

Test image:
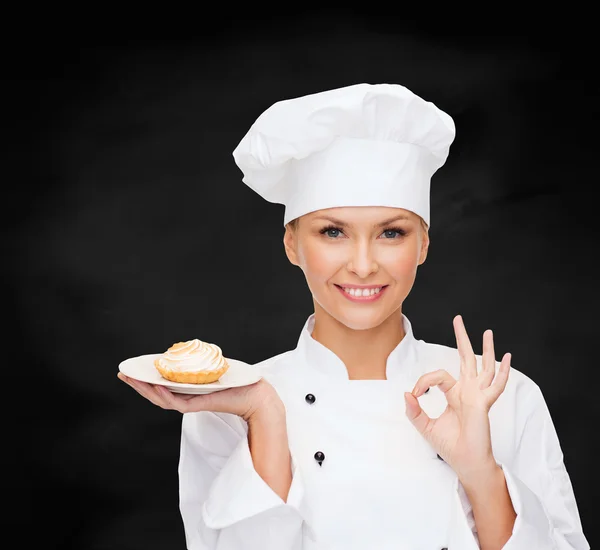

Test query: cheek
[300,240,420,282]
[299,242,336,280]
[386,253,419,277]
[377,239,422,274]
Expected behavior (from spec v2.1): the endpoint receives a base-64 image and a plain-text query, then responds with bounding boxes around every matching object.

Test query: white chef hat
[232,83,455,228]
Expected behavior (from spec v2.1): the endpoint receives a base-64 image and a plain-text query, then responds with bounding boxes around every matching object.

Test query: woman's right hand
[117,373,284,423]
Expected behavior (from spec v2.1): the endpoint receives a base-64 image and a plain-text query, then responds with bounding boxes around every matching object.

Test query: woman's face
[283,206,429,330]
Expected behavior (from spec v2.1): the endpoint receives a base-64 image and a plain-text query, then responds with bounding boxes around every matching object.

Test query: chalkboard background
[7,13,596,550]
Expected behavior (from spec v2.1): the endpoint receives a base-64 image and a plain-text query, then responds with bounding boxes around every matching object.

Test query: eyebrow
[311,214,412,227]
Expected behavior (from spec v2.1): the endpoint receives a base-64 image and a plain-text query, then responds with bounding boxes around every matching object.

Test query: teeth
[342,286,383,297]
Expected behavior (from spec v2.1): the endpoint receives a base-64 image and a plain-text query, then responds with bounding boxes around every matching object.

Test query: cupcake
[154,339,230,384]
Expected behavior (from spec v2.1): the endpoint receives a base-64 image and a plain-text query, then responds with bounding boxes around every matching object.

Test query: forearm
[460,465,517,550]
[247,404,293,503]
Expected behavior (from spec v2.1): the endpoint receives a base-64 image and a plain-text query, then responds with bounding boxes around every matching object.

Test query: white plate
[118,354,262,394]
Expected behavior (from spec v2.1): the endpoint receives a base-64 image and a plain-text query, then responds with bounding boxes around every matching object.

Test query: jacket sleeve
[178,410,313,550]
[498,383,590,549]
[456,383,590,549]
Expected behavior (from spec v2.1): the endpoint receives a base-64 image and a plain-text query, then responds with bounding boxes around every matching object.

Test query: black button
[314,451,325,466]
[424,387,430,394]
[305,393,316,404]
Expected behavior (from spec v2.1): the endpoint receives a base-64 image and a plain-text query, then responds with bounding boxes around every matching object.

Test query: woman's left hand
[404,314,511,482]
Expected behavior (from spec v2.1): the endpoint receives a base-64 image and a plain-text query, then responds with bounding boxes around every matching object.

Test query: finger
[177,387,246,415]
[483,352,511,403]
[479,329,497,389]
[174,384,265,417]
[118,373,137,385]
[412,369,457,397]
[404,392,434,439]
[133,382,166,408]
[152,385,233,414]
[454,315,477,378]
[125,378,169,408]
[152,385,202,412]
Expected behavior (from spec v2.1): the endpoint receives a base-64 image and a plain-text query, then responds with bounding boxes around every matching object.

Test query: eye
[382,227,407,239]
[319,225,407,239]
[319,224,343,238]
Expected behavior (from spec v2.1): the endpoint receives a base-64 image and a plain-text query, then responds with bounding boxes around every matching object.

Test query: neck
[310,305,406,380]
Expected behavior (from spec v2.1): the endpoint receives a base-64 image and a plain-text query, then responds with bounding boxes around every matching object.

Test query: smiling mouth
[334,284,389,301]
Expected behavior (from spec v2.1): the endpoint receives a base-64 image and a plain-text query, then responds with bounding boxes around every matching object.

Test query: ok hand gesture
[404,315,511,482]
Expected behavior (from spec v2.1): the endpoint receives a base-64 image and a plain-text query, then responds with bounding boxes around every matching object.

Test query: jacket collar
[294,312,421,381]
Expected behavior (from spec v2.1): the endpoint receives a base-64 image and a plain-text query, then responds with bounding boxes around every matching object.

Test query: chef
[118,83,590,549]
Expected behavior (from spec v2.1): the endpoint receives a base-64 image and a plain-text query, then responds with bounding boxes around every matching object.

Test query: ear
[418,229,430,266]
[283,226,300,267]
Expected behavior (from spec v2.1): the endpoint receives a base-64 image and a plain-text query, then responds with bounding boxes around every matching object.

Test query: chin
[337,313,387,331]
[317,299,390,331]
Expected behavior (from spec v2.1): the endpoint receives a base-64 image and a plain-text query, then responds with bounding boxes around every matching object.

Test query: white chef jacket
[178,313,590,550]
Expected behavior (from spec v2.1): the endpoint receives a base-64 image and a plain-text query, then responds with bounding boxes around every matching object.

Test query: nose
[347,241,378,278]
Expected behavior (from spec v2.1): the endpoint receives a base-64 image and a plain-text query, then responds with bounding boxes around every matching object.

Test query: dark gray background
[8,15,597,550]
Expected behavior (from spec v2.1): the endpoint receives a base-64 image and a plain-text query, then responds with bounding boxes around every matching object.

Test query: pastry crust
[154,358,230,384]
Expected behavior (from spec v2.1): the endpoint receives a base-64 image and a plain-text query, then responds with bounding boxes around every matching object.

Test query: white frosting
[155,339,228,373]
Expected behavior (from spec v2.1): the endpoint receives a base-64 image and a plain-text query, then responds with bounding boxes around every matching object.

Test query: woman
[118,84,589,549]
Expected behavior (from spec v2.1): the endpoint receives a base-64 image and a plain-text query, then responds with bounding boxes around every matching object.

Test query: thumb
[404,392,431,436]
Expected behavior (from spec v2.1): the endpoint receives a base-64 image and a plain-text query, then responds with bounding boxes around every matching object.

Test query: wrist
[458,460,502,493]
[246,391,292,503]
[248,401,286,425]
[245,383,286,424]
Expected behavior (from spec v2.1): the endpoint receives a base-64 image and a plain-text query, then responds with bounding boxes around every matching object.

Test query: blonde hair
[287,218,300,231]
